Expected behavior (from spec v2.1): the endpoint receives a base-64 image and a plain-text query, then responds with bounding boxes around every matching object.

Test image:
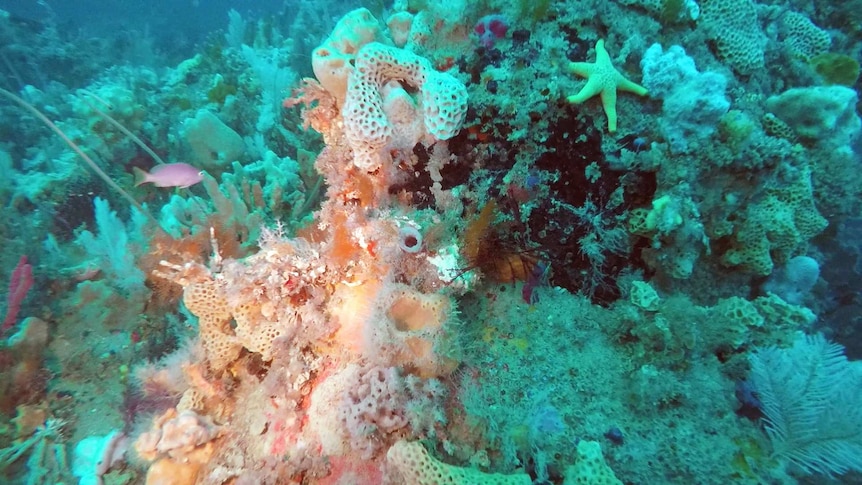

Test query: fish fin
[132,167,149,187]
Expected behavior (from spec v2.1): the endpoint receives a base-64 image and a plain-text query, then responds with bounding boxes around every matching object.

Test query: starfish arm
[593,39,611,66]
[567,62,595,79]
[616,75,648,96]
[567,77,604,104]
[600,88,619,133]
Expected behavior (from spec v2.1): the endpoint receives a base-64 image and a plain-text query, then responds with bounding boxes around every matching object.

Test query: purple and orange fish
[133,163,204,189]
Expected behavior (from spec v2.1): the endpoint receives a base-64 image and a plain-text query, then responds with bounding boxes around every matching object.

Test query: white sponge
[342,42,467,171]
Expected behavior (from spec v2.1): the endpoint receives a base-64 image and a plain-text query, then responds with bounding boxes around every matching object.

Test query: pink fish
[133,163,204,188]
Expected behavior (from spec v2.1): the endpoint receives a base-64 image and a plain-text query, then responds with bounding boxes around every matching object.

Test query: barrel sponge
[699,0,766,75]
[327,8,380,54]
[387,12,414,48]
[342,42,467,171]
[386,440,531,485]
[183,109,244,169]
[312,47,354,106]
[382,286,459,378]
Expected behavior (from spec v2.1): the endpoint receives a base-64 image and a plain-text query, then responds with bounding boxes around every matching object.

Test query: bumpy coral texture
[699,0,766,75]
[562,440,623,485]
[780,11,830,60]
[339,365,446,459]
[342,42,468,171]
[386,440,531,485]
[721,168,827,275]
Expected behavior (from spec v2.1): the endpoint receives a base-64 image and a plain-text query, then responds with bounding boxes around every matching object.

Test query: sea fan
[749,333,862,476]
[74,197,147,294]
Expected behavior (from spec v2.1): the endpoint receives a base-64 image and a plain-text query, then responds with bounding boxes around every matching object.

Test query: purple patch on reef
[475,14,509,48]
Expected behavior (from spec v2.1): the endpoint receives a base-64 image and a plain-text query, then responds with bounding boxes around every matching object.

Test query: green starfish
[566,39,648,133]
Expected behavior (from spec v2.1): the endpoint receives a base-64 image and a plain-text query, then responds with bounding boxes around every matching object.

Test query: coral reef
[0,0,860,484]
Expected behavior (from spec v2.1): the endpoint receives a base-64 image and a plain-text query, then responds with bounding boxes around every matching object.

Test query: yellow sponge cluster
[386,440,531,485]
[179,269,296,372]
[700,0,766,75]
[183,281,242,372]
[232,300,295,362]
[780,11,830,60]
[563,441,623,485]
[710,296,765,348]
[721,169,827,275]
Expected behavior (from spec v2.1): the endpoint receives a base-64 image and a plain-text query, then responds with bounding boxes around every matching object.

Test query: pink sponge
[338,364,446,459]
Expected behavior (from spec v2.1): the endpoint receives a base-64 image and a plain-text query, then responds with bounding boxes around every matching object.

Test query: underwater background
[0,0,861,483]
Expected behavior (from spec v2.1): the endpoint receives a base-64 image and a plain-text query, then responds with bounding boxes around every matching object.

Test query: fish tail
[132,167,149,187]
